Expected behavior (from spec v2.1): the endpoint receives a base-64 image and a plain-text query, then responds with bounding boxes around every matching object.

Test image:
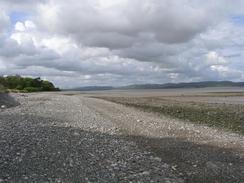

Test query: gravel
[0,92,243,182]
[0,93,19,109]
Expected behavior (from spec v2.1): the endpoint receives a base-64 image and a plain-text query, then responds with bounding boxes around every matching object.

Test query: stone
[206,161,220,173]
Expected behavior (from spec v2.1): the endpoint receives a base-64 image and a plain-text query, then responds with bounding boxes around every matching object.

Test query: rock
[139,171,150,176]
[0,93,19,108]
[171,165,177,171]
[151,157,162,162]
[206,161,220,173]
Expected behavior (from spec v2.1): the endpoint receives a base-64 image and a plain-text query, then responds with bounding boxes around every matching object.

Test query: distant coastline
[65,81,244,91]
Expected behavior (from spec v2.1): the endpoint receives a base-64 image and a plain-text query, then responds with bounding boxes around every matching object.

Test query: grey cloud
[82,32,135,49]
[38,0,239,48]
[0,11,10,36]
[0,0,47,12]
[0,38,39,57]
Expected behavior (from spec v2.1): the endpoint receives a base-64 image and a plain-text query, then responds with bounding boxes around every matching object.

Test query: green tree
[41,80,55,91]
[0,75,60,93]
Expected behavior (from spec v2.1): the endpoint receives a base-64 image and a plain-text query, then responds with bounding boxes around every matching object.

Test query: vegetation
[0,84,6,93]
[95,96,244,134]
[0,75,60,93]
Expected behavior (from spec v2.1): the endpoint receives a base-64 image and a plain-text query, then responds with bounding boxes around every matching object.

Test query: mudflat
[0,89,243,182]
[88,87,244,134]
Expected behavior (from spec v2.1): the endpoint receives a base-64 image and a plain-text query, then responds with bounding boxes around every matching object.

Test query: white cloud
[206,51,228,66]
[15,22,26,32]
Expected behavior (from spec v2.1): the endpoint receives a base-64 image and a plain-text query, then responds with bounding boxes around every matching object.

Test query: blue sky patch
[9,11,30,24]
[231,15,244,26]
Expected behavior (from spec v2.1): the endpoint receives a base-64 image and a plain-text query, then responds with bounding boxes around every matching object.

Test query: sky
[0,0,244,88]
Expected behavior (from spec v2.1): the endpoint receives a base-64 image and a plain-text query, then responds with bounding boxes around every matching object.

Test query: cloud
[205,51,228,66]
[0,20,170,86]
[37,0,239,47]
[0,0,244,88]
[0,11,10,36]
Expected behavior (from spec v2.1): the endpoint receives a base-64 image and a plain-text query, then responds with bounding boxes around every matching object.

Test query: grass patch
[206,92,244,97]
[62,93,77,96]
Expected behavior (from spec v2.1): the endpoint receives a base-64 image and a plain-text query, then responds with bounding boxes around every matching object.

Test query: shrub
[23,87,42,92]
[0,84,6,93]
[0,75,60,93]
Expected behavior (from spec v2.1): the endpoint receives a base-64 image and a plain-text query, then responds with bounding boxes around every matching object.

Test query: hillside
[68,81,244,91]
[120,81,244,89]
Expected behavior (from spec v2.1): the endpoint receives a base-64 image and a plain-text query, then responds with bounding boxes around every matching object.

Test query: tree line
[0,75,60,92]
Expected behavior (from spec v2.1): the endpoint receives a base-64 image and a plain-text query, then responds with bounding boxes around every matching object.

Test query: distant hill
[67,81,244,91]
[119,81,244,90]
